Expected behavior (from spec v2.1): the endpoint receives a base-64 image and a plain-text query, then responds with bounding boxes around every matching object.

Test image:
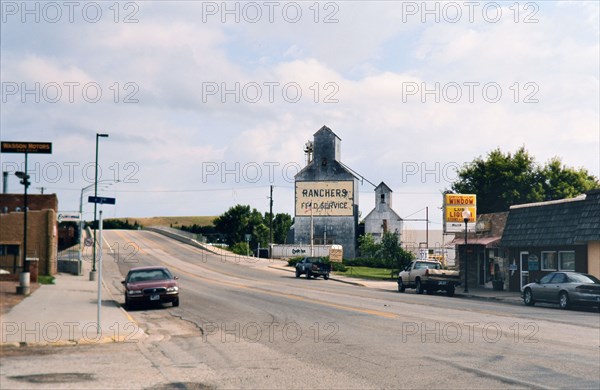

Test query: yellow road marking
[166,262,399,319]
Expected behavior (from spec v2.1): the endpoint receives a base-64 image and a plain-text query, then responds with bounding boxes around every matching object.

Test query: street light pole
[462,208,472,293]
[91,133,108,281]
[79,180,116,276]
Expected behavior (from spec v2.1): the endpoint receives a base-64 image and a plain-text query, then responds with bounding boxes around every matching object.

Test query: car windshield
[307,257,324,263]
[128,269,171,282]
[568,274,600,284]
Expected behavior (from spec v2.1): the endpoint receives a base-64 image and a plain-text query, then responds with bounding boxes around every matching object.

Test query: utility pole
[269,185,273,245]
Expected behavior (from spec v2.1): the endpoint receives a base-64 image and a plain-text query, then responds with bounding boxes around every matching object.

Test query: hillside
[108,216,216,227]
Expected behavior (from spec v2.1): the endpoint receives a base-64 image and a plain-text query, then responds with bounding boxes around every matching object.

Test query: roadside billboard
[295,181,354,217]
[444,194,477,233]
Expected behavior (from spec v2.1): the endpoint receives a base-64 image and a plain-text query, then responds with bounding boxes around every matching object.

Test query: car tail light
[425,269,429,276]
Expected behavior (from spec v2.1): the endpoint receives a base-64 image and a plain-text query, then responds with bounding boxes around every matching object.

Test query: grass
[335,266,397,280]
[38,275,55,285]
[108,216,216,227]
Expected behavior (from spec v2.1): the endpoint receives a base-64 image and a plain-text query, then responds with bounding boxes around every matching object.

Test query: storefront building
[453,212,509,290]
[501,189,600,292]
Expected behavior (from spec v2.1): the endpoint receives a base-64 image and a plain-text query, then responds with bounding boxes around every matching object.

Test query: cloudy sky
[1,1,598,230]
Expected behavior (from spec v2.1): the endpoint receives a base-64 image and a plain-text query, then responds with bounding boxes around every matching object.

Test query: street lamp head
[462,208,472,223]
[97,133,109,138]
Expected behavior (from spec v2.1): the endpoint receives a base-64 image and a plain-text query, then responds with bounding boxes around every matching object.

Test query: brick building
[0,194,58,279]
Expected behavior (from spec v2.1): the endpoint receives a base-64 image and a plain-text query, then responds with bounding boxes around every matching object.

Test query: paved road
[2,229,599,389]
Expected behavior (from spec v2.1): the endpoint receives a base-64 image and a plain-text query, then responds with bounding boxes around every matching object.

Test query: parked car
[522,271,600,310]
[122,266,179,308]
[295,257,331,279]
[397,260,461,296]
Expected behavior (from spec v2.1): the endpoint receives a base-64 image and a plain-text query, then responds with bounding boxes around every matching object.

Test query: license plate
[150,294,160,301]
[439,281,447,285]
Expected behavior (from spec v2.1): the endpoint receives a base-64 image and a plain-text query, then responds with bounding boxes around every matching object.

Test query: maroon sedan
[122,266,179,308]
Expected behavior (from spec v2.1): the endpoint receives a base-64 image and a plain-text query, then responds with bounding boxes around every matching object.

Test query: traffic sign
[84,238,94,247]
[1,141,52,154]
[88,196,116,205]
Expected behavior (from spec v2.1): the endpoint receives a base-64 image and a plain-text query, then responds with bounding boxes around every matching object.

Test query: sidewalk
[0,253,145,347]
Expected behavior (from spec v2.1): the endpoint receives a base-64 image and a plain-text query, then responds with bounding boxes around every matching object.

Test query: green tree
[358,233,379,258]
[213,204,253,246]
[380,231,414,277]
[541,157,599,201]
[273,213,293,244]
[214,205,294,249]
[451,147,599,213]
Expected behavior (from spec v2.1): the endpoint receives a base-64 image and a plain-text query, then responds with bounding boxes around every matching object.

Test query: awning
[449,236,501,247]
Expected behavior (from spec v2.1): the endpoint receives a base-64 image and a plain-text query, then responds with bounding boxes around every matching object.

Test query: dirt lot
[0,281,40,315]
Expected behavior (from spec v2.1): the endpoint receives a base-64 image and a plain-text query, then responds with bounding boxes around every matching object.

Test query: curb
[0,336,138,349]
[267,265,367,287]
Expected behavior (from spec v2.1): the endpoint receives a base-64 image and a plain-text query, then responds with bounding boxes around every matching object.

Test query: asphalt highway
[1,229,598,389]
[101,230,600,389]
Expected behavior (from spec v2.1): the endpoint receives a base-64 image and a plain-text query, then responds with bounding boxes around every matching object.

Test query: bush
[230,242,250,256]
[287,257,304,267]
[344,257,388,268]
[330,262,347,272]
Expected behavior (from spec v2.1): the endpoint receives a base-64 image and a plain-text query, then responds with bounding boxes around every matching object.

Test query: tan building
[0,194,58,279]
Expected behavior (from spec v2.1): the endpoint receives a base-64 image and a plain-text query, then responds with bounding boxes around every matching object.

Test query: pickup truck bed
[397,261,460,297]
[295,257,331,280]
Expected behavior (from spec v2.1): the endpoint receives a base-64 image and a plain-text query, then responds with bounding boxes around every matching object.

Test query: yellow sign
[445,194,476,207]
[295,181,354,216]
[444,194,477,223]
[445,206,477,223]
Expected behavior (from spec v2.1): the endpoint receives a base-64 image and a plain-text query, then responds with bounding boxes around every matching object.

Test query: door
[520,252,529,291]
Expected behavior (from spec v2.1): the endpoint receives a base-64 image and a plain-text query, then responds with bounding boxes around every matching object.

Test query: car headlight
[127,289,142,295]
[166,286,179,293]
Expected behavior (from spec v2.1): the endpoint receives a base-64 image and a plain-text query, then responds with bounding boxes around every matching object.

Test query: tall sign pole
[87,196,115,335]
[1,142,52,295]
[91,133,109,281]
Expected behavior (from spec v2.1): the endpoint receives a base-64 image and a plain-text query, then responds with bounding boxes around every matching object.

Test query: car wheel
[124,295,129,308]
[559,292,570,310]
[398,279,405,293]
[172,298,179,307]
[415,279,423,294]
[295,269,301,278]
[523,288,535,306]
[323,274,329,280]
[446,286,455,297]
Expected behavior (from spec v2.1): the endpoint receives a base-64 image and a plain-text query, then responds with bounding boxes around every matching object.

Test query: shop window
[558,251,575,271]
[541,251,557,270]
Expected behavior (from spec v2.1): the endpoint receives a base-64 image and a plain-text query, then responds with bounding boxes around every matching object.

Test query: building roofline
[509,194,586,209]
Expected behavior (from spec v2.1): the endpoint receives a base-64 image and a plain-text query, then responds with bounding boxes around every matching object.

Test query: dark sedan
[522,271,600,310]
[122,266,180,308]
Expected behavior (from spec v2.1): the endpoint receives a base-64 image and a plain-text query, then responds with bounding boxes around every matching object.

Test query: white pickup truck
[397,260,461,297]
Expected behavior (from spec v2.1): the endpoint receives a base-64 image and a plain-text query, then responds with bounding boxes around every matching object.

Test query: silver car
[522,271,600,310]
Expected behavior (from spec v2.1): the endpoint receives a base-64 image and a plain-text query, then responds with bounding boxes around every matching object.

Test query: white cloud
[1,1,598,220]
